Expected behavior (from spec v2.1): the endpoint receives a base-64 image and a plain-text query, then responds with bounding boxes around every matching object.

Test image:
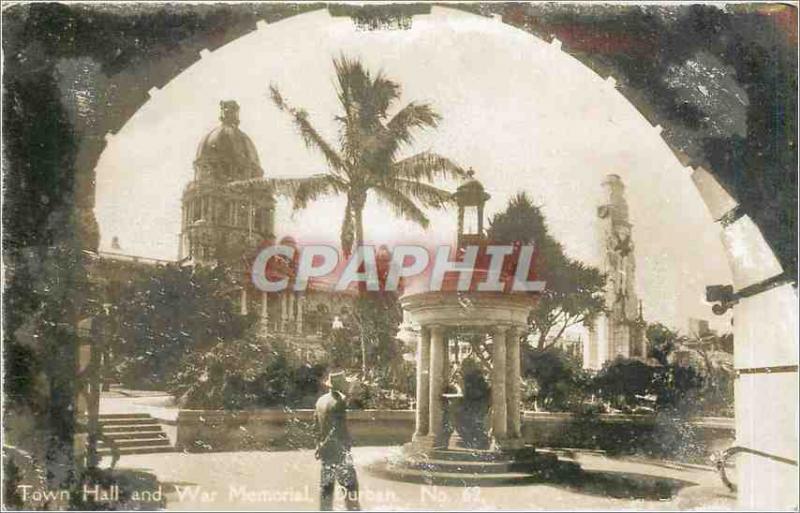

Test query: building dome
[194,100,262,182]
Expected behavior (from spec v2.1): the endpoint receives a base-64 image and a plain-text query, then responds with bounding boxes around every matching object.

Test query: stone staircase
[98,413,175,457]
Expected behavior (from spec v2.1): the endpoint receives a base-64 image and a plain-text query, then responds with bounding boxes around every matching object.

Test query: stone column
[287,293,295,332]
[295,295,304,334]
[491,325,508,443]
[429,325,446,446]
[240,287,248,315]
[692,165,799,509]
[413,326,431,439]
[506,325,522,439]
[260,291,269,338]
[280,292,288,332]
[442,330,450,386]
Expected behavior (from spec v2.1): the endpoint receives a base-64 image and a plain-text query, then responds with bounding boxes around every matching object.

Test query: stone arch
[4,3,796,508]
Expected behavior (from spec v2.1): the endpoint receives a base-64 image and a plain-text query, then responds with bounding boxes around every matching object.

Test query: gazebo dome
[194,100,262,181]
[453,170,490,206]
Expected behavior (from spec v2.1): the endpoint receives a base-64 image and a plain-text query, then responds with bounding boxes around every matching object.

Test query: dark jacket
[314,391,352,463]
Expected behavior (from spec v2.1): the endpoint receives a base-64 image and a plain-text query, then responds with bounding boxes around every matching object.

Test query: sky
[93,7,733,333]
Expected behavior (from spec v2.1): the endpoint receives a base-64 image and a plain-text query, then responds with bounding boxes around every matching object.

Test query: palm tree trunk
[354,203,368,377]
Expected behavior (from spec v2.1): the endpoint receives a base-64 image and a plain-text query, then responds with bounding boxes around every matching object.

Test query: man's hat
[324,371,349,389]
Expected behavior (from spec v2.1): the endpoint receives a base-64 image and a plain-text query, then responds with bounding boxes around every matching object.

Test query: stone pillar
[240,287,248,315]
[506,325,522,439]
[259,292,269,338]
[429,325,446,446]
[413,326,431,439]
[296,295,304,334]
[491,325,508,443]
[691,165,799,509]
[442,330,450,386]
[287,293,295,332]
[280,292,288,332]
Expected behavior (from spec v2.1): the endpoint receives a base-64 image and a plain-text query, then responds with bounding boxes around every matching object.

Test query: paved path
[108,447,736,510]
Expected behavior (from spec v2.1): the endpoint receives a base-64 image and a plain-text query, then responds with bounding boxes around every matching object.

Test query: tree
[229,55,464,374]
[521,346,589,412]
[646,322,681,366]
[112,264,251,389]
[487,192,606,349]
[593,357,655,411]
[229,55,464,255]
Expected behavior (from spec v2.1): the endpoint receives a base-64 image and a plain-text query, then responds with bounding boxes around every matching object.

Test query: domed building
[180,100,275,265]
[178,100,357,355]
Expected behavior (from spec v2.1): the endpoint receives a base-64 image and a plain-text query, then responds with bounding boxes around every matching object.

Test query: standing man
[315,371,361,511]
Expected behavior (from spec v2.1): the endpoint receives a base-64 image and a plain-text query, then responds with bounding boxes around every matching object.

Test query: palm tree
[229,56,465,375]
[229,55,465,255]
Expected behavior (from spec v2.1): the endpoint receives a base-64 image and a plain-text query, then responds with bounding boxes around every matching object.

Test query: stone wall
[175,409,733,460]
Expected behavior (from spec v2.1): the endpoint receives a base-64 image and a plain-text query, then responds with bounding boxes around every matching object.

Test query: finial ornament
[219,100,240,127]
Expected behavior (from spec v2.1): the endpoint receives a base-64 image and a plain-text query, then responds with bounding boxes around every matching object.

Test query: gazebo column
[491,325,508,445]
[429,325,446,446]
[413,326,431,440]
[506,325,522,439]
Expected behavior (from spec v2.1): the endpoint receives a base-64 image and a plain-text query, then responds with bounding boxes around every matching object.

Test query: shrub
[169,334,325,410]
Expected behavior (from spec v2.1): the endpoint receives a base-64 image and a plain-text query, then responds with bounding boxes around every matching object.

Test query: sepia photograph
[2,2,798,510]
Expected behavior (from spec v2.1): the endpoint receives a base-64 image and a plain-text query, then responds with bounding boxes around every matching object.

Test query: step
[100,438,171,449]
[102,424,161,434]
[102,431,168,441]
[98,446,176,457]
[99,418,160,427]
[402,458,515,474]
[98,413,152,420]
[424,448,539,463]
[366,462,542,486]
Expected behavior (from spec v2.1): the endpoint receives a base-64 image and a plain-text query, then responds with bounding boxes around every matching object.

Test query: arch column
[692,165,798,509]
[413,326,431,440]
[491,325,508,445]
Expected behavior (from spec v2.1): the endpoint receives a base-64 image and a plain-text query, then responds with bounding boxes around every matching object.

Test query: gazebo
[369,172,576,484]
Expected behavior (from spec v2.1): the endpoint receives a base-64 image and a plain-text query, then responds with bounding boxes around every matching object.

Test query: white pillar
[692,166,798,509]
[429,325,446,446]
[414,326,431,439]
[240,288,248,315]
[506,325,522,439]
[287,293,295,332]
[296,295,304,334]
[280,293,288,332]
[260,292,269,338]
[491,325,508,442]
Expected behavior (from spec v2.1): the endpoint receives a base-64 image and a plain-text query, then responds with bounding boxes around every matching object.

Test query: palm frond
[381,178,454,209]
[224,178,276,195]
[288,174,349,211]
[250,174,347,211]
[372,186,430,228]
[392,152,467,182]
[269,84,346,173]
[379,102,440,158]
